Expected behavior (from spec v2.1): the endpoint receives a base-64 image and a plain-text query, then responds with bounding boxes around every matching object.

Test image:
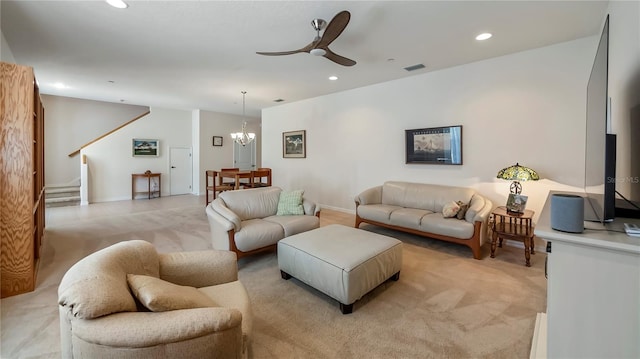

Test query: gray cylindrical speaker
[551,194,584,233]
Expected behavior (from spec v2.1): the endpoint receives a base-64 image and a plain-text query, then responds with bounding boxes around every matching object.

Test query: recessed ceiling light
[328,75,338,81]
[476,33,492,41]
[106,0,128,9]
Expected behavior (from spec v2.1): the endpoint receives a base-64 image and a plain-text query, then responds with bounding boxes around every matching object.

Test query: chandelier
[230,91,256,146]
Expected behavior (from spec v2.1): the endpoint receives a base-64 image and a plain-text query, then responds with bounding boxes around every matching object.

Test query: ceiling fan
[256,10,356,67]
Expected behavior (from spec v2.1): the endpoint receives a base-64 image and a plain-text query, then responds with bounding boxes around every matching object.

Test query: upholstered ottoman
[278,224,403,314]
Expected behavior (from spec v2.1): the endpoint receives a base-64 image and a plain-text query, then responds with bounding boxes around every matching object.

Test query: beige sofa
[206,186,320,259]
[355,181,493,259]
[58,240,252,358]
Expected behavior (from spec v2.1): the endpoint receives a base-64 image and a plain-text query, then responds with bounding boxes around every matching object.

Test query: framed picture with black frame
[283,130,306,158]
[405,125,462,165]
[213,136,223,146]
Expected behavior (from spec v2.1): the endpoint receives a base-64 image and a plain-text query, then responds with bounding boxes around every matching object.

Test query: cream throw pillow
[127,274,217,312]
[442,201,461,218]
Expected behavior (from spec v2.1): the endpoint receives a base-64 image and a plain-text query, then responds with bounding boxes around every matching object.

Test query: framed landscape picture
[405,125,462,165]
[283,130,306,158]
[132,139,159,157]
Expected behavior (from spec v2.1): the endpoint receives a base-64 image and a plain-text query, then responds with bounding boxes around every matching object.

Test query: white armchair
[58,240,252,358]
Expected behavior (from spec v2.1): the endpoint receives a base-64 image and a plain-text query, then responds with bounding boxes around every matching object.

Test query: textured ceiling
[1,1,608,117]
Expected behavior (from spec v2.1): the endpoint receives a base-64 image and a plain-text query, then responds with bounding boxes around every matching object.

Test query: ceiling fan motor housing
[310,48,327,56]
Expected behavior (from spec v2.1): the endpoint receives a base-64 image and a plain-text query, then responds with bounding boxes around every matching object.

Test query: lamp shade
[496,163,539,182]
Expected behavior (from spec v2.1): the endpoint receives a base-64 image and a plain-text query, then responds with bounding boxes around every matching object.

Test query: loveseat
[355,181,493,259]
[206,186,320,259]
[58,240,252,358]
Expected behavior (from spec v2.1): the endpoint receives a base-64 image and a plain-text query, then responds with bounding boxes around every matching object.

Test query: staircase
[45,185,81,208]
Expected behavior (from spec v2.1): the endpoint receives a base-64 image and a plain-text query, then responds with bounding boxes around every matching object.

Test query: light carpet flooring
[0,194,547,358]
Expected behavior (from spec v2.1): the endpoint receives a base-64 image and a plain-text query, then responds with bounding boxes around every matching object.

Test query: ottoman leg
[390,271,400,281]
[340,302,353,315]
[280,270,292,280]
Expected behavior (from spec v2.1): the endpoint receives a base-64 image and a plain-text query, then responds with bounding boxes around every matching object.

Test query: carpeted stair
[45,185,81,207]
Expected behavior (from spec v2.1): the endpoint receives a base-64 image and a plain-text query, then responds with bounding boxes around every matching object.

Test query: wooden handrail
[68,110,151,157]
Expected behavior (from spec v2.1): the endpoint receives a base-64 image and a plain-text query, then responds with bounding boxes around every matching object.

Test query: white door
[233,140,256,170]
[169,147,192,195]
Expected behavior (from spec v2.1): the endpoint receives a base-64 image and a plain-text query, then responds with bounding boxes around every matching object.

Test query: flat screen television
[584,15,615,223]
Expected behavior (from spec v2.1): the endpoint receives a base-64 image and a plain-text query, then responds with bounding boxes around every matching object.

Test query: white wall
[1,31,16,63]
[82,107,192,202]
[79,106,260,202]
[196,111,260,194]
[42,95,148,186]
[262,37,597,221]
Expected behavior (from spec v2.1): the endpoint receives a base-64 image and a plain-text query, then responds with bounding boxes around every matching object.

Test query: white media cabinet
[534,192,640,358]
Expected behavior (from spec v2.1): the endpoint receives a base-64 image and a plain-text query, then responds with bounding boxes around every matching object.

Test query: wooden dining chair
[205,170,234,205]
[244,168,272,189]
[219,167,239,187]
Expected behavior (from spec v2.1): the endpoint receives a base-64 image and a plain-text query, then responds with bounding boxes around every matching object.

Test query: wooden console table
[131,172,161,199]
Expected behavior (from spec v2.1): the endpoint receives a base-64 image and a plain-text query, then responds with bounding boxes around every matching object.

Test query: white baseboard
[530,312,547,359]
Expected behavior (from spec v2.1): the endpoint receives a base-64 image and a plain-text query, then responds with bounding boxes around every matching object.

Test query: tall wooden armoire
[1,62,46,298]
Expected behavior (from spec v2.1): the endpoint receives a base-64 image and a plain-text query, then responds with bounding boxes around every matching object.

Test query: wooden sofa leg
[471,245,482,260]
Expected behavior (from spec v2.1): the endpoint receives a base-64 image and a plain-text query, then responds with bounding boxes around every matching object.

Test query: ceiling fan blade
[256,50,305,56]
[316,10,350,49]
[256,42,315,56]
[323,48,356,67]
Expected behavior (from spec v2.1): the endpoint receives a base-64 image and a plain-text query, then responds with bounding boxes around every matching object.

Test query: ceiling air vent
[404,64,426,72]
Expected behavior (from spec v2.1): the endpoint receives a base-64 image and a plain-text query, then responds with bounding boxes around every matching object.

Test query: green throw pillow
[277,190,305,216]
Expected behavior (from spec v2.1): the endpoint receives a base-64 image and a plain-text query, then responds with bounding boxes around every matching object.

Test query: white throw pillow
[442,201,461,218]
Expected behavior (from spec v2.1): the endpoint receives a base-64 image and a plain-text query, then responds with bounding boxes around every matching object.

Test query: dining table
[217,170,252,190]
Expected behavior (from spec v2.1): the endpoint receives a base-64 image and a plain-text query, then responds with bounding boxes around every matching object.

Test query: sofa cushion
[264,214,320,237]
[234,218,284,252]
[382,181,475,213]
[219,187,281,220]
[389,207,432,230]
[277,190,305,215]
[356,204,402,225]
[419,213,475,239]
[199,281,253,342]
[58,240,160,319]
[127,274,218,312]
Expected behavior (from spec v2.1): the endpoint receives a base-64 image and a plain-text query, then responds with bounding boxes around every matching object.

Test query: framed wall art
[405,125,462,165]
[213,136,223,147]
[283,130,306,158]
[132,139,159,157]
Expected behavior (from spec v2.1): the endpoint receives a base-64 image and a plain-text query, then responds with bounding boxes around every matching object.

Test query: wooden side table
[490,206,535,266]
[132,172,161,199]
